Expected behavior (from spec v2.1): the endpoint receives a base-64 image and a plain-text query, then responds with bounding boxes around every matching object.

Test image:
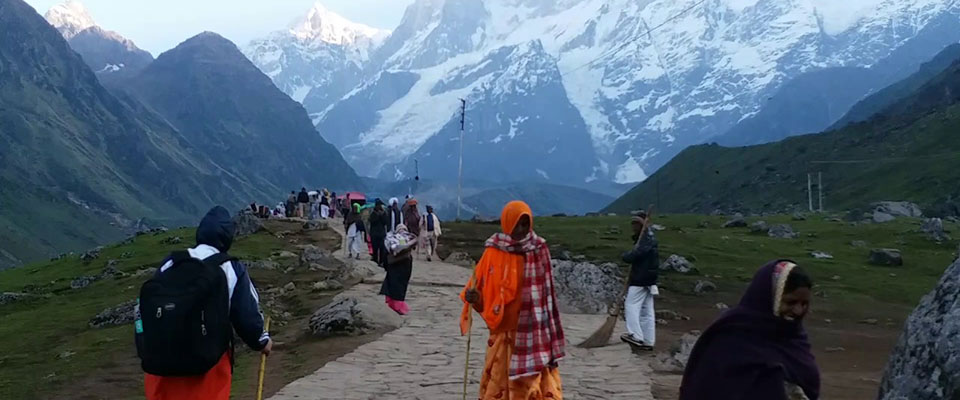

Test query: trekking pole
[256,316,272,400]
[462,275,477,400]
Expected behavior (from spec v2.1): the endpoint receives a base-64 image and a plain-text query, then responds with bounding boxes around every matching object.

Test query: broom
[577,206,654,348]
[256,315,272,400]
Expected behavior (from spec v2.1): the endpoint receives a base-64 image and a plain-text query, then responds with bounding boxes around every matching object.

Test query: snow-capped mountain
[245,2,389,112]
[44,0,153,78]
[251,0,960,185]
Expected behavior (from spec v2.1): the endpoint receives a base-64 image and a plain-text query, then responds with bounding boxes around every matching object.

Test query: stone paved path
[269,223,653,399]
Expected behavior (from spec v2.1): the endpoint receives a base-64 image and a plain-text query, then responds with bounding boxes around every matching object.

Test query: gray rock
[132,267,157,277]
[873,211,897,223]
[79,247,103,263]
[309,296,401,336]
[660,254,697,274]
[551,260,624,314]
[811,251,833,260]
[89,300,136,328]
[652,330,701,372]
[791,212,807,221]
[722,217,747,228]
[921,218,950,242]
[444,252,475,267]
[697,221,710,228]
[283,282,296,292]
[299,245,335,267]
[161,236,182,245]
[302,220,329,231]
[655,310,690,321]
[70,276,97,289]
[870,249,904,266]
[714,302,729,310]
[120,251,134,259]
[873,201,923,218]
[273,250,298,259]
[98,262,126,279]
[860,318,880,325]
[246,260,279,270]
[693,280,717,295]
[311,280,344,292]
[57,351,76,360]
[851,240,868,248]
[301,245,375,284]
[878,258,960,400]
[651,224,666,231]
[749,221,769,234]
[233,213,264,237]
[0,292,40,305]
[768,224,798,239]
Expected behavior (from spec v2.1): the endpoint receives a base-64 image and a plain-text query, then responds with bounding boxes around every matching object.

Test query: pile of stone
[551,260,624,314]
[89,300,137,328]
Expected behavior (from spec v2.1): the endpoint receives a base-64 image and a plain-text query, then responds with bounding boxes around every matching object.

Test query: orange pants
[144,353,232,400]
[479,331,563,399]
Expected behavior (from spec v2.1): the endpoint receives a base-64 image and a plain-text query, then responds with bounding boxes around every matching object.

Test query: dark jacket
[623,230,659,287]
[156,206,270,351]
[297,190,309,203]
[369,208,389,237]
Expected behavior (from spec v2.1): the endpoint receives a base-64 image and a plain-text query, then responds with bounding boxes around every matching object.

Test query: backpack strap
[202,252,235,269]
[170,250,193,264]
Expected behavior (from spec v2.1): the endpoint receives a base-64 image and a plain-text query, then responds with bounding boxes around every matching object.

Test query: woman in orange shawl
[460,201,565,399]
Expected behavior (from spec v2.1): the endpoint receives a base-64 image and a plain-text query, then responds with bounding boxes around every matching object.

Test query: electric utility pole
[457,98,466,221]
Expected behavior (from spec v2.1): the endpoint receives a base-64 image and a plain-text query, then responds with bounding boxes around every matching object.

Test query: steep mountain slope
[244,2,388,113]
[43,0,153,79]
[122,32,363,196]
[832,43,960,129]
[716,14,960,147]
[254,0,960,185]
[605,56,960,215]
[0,0,255,268]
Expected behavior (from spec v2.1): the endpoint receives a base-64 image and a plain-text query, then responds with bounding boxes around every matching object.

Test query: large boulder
[89,300,136,328]
[749,221,769,234]
[551,260,624,314]
[873,201,923,218]
[870,249,904,266]
[309,296,401,336]
[921,218,950,242]
[300,245,375,284]
[873,211,897,223]
[722,216,747,228]
[652,330,701,372]
[768,224,798,239]
[660,254,697,274]
[878,259,960,400]
[233,213,264,237]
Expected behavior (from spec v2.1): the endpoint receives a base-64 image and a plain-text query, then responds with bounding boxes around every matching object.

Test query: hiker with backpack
[138,206,272,400]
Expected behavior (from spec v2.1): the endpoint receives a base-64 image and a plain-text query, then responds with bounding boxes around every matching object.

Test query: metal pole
[457,99,466,221]
[818,172,823,212]
[807,173,813,212]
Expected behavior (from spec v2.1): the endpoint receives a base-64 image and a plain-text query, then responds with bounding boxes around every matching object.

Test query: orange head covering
[460,201,534,335]
[500,200,533,235]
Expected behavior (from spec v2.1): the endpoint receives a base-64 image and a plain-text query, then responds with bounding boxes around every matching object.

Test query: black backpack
[136,251,234,376]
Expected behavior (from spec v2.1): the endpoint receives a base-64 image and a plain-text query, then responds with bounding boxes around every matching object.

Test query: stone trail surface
[270,221,653,399]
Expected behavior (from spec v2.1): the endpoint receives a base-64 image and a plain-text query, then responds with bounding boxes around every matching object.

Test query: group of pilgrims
[154,197,820,400]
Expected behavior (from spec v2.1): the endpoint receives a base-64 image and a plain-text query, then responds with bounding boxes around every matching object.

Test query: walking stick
[256,315,272,400]
[461,274,478,400]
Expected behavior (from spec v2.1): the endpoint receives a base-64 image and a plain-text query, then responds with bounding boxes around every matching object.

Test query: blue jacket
[623,230,659,287]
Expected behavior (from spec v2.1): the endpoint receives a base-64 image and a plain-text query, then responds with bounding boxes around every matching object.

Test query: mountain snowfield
[248,0,960,186]
[43,0,153,77]
[42,0,94,38]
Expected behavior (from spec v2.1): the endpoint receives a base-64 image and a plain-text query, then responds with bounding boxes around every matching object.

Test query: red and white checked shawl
[485,232,566,378]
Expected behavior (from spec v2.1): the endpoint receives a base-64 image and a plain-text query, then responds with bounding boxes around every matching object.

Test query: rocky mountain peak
[43,0,96,39]
[289,1,389,46]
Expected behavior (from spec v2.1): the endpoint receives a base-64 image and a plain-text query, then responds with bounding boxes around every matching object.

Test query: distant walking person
[369,199,389,267]
[381,224,418,315]
[286,191,296,218]
[138,206,272,400]
[420,205,441,261]
[621,212,660,350]
[344,204,364,259]
[388,197,404,233]
[680,261,819,400]
[320,190,330,219]
[297,188,309,218]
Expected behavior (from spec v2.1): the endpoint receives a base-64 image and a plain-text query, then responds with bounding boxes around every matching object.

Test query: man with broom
[620,211,660,350]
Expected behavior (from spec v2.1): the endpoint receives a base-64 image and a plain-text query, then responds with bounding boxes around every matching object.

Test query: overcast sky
[25,0,414,56]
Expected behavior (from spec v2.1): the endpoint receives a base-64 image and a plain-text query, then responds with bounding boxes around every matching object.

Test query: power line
[561,0,710,77]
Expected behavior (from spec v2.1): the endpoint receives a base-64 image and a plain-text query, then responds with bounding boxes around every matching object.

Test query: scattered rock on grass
[70,276,97,290]
[873,201,923,218]
[660,254,697,274]
[768,224,798,239]
[851,240,868,248]
[714,302,729,310]
[860,318,879,325]
[870,249,903,266]
[920,218,950,242]
[283,282,296,292]
[693,280,717,295]
[79,247,103,263]
[697,221,710,228]
[161,236,182,245]
[811,251,833,260]
[57,351,76,360]
[792,212,807,221]
[749,221,769,234]
[311,280,344,292]
[831,275,841,281]
[89,300,136,328]
[0,292,40,305]
[246,260,279,270]
[722,216,747,228]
